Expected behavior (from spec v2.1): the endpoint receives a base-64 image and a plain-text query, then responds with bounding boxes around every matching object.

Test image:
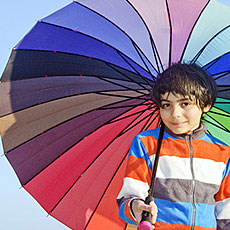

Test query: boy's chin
[166,123,201,135]
[169,127,191,135]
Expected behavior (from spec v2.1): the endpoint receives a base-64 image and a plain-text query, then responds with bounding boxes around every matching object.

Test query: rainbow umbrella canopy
[0,0,230,229]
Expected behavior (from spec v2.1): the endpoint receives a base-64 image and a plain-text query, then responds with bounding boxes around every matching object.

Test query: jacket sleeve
[215,153,230,230]
[116,135,153,225]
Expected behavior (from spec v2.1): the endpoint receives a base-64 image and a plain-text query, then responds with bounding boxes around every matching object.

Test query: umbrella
[0,0,230,229]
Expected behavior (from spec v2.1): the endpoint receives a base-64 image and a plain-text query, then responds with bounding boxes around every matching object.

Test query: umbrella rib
[215,101,230,104]
[105,60,152,90]
[180,0,211,62]
[204,52,230,72]
[113,104,157,124]
[96,92,149,100]
[149,37,162,73]
[98,100,155,125]
[204,61,219,72]
[209,110,230,117]
[143,111,161,131]
[218,87,230,93]
[119,108,160,137]
[100,97,151,114]
[213,71,230,81]
[191,25,230,64]
[98,102,153,110]
[47,103,156,216]
[203,55,222,72]
[219,85,230,88]
[108,105,157,125]
[131,42,159,79]
[96,98,153,128]
[165,0,172,67]
[97,95,148,108]
[203,115,230,132]
[125,0,163,72]
[117,48,157,83]
[95,76,150,96]
[83,148,130,230]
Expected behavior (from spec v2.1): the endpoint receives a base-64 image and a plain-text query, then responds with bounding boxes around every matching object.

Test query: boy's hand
[132,199,158,226]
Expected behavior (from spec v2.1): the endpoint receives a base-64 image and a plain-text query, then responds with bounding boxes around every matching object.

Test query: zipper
[186,135,196,230]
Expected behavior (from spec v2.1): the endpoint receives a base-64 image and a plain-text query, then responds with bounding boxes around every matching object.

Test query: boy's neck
[164,124,207,140]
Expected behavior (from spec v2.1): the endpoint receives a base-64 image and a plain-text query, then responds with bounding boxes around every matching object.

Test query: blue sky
[0,1,71,229]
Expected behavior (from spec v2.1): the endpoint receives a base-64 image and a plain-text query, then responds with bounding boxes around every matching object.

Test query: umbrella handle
[138,195,155,230]
[138,124,164,230]
[138,221,152,230]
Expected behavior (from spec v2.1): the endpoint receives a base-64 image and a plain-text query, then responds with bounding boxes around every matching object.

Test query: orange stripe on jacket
[140,136,190,158]
[140,136,229,163]
[215,174,230,202]
[192,140,230,163]
[154,222,216,230]
[125,155,152,184]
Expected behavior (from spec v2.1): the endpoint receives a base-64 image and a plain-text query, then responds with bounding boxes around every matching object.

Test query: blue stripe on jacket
[155,198,216,228]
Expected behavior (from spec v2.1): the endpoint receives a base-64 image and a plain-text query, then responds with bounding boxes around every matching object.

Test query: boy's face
[159,92,210,134]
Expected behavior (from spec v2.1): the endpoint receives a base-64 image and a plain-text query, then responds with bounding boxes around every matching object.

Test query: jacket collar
[164,123,207,140]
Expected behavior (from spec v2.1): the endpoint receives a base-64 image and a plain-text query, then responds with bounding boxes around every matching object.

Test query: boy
[117,63,230,229]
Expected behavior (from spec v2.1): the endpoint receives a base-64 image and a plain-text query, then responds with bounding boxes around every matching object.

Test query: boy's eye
[161,103,170,108]
[182,102,189,106]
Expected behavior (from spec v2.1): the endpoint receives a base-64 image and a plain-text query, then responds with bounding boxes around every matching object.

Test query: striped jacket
[117,125,230,229]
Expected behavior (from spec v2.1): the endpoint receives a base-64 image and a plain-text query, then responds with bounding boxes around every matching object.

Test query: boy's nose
[171,106,182,118]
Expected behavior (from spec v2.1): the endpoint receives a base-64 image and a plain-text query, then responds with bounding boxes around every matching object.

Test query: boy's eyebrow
[160,98,192,103]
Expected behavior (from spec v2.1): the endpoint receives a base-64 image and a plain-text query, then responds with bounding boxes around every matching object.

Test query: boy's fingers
[149,201,158,224]
[132,199,158,225]
[138,202,152,212]
[132,200,146,223]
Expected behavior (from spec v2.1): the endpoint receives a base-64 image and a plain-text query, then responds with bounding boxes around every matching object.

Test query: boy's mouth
[170,121,186,126]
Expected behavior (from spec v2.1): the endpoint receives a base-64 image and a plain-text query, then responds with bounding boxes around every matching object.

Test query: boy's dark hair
[151,63,217,110]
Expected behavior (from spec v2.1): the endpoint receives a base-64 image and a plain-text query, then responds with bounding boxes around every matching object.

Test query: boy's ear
[203,104,211,113]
